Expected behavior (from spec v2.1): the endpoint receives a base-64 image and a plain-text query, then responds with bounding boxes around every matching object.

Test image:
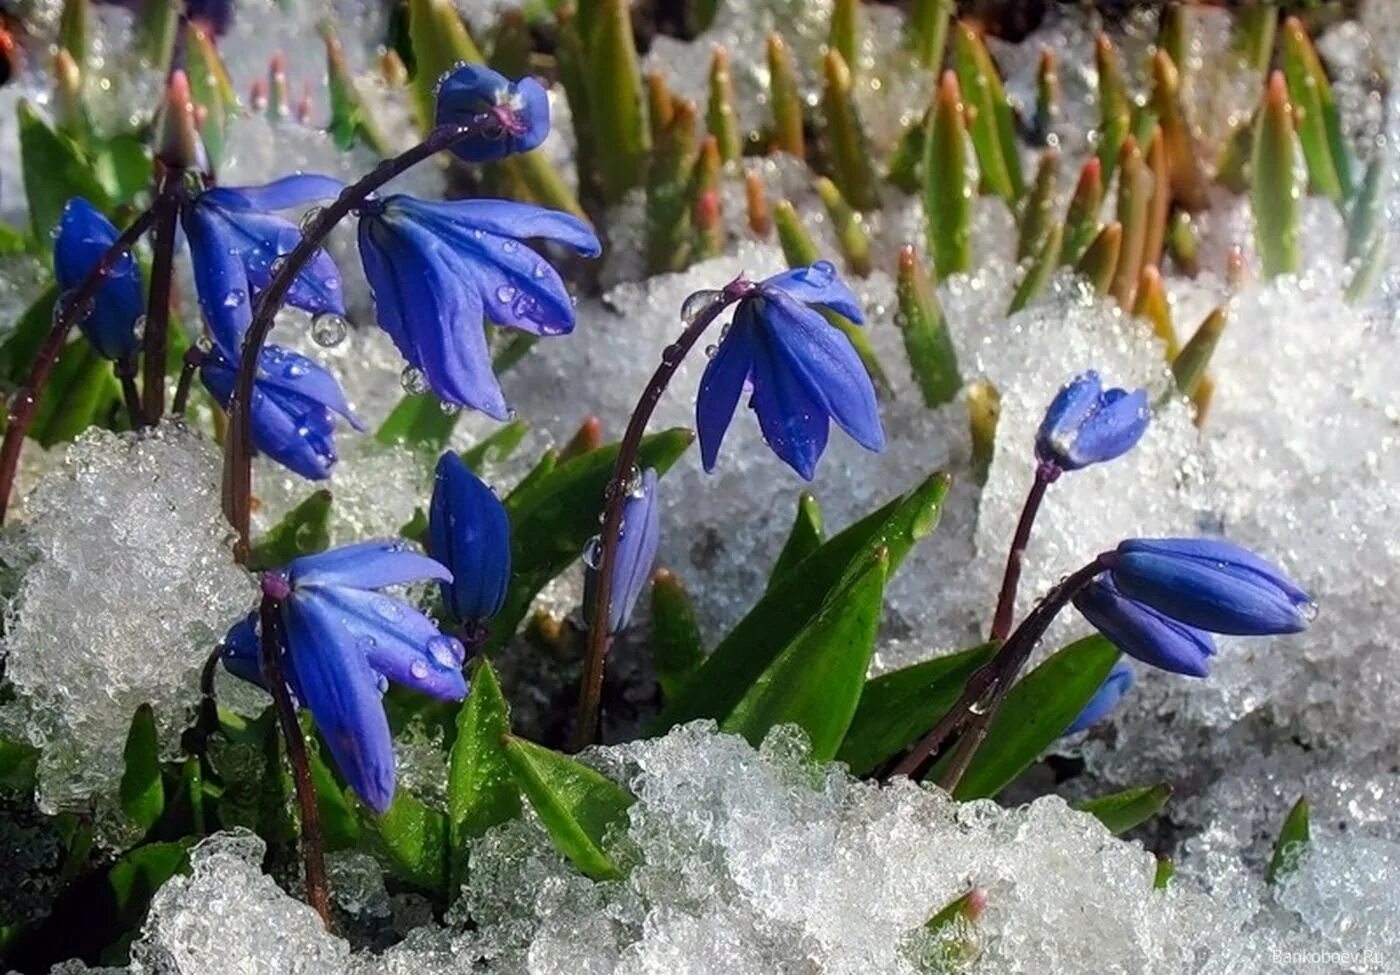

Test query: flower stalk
[989,464,1055,641]
[141,168,184,423]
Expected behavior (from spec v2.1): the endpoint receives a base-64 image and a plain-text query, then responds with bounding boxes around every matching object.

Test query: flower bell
[1064,660,1134,735]
[433,64,549,162]
[1073,577,1217,677]
[427,451,511,632]
[696,262,884,480]
[1034,371,1149,475]
[52,198,145,361]
[585,468,661,634]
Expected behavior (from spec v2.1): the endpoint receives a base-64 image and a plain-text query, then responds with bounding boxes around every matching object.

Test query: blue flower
[182,174,346,357]
[1103,538,1314,636]
[1035,371,1149,474]
[222,541,469,813]
[53,198,144,360]
[357,195,599,418]
[1074,577,1217,677]
[586,468,661,633]
[696,262,884,480]
[200,344,364,480]
[1064,660,1134,735]
[427,451,511,629]
[434,64,549,162]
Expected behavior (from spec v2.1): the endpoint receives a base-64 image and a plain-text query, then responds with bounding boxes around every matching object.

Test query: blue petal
[1108,549,1309,636]
[428,452,512,624]
[53,198,145,360]
[1070,387,1150,468]
[749,323,830,480]
[391,196,600,257]
[202,204,345,318]
[433,66,550,162]
[759,290,884,453]
[288,539,451,590]
[282,592,397,813]
[1074,579,1216,677]
[696,304,757,473]
[308,585,468,702]
[609,468,661,632]
[1115,538,1312,607]
[359,214,508,418]
[256,346,364,430]
[1064,660,1133,735]
[206,174,345,212]
[1035,371,1102,466]
[182,202,253,358]
[219,611,265,690]
[761,261,865,323]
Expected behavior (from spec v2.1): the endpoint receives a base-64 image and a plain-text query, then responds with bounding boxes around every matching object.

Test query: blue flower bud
[1073,577,1217,677]
[1104,538,1315,636]
[1035,371,1150,474]
[434,64,550,162]
[52,198,145,361]
[427,451,511,628]
[586,468,661,634]
[1064,660,1134,735]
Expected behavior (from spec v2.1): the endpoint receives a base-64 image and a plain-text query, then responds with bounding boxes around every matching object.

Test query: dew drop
[409,659,430,680]
[283,358,310,379]
[496,285,517,304]
[501,239,518,253]
[531,261,548,279]
[375,673,389,694]
[299,206,325,235]
[401,365,429,394]
[804,259,836,286]
[311,312,349,347]
[374,597,405,622]
[704,344,718,358]
[681,288,723,324]
[583,535,603,569]
[1299,600,1319,623]
[440,400,463,415]
[427,635,465,669]
[132,314,147,340]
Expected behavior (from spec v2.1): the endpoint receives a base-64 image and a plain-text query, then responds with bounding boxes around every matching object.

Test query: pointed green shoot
[1095,34,1131,186]
[830,0,859,71]
[1016,150,1060,261]
[907,0,953,69]
[767,33,805,157]
[815,177,873,277]
[1007,223,1062,314]
[1253,72,1302,278]
[1282,16,1352,204]
[1061,157,1104,266]
[1172,306,1227,397]
[1076,222,1123,297]
[770,492,825,586]
[707,46,743,163]
[967,380,1000,486]
[651,568,706,700]
[822,49,879,211]
[896,244,961,407]
[924,71,973,277]
[587,0,650,205]
[1266,796,1311,884]
[952,20,1023,200]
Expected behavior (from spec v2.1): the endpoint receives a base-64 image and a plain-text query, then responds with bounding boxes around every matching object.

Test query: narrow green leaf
[587,0,649,205]
[488,10,533,78]
[407,0,485,130]
[0,738,39,793]
[1172,306,1227,398]
[1344,232,1387,305]
[1154,856,1175,889]
[1282,16,1352,204]
[360,788,450,896]
[555,5,598,205]
[119,705,164,832]
[1133,266,1180,360]
[30,335,121,446]
[1254,72,1301,278]
[305,741,362,851]
[952,21,1023,201]
[821,49,878,211]
[724,550,887,760]
[654,472,950,732]
[706,47,742,163]
[1167,209,1199,277]
[502,735,634,881]
[1074,784,1172,834]
[135,0,179,65]
[1346,157,1384,264]
[829,0,858,70]
[967,380,1000,486]
[105,842,190,926]
[249,489,332,570]
[815,177,872,277]
[924,72,973,278]
[448,659,520,888]
[58,0,89,69]
[1061,157,1104,267]
[885,108,928,193]
[1032,47,1060,145]
[836,641,996,776]
[1112,135,1149,308]
[18,100,111,242]
[767,33,805,158]
[1267,796,1310,884]
[1095,34,1130,186]
[1156,3,1187,75]
[907,0,952,68]
[1076,222,1123,297]
[1234,4,1278,74]
[769,492,825,587]
[895,244,960,407]
[462,418,531,469]
[944,636,1120,799]
[324,25,390,155]
[918,886,986,967]
[376,393,461,449]
[689,136,724,261]
[184,24,238,168]
[1007,222,1062,314]
[651,568,706,700]
[1016,151,1059,262]
[1149,51,1208,213]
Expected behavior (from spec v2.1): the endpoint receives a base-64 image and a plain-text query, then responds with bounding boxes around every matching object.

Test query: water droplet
[804,260,836,286]
[583,535,603,569]
[311,312,349,347]
[660,342,685,366]
[374,598,404,622]
[299,206,325,235]
[496,285,517,304]
[132,314,147,339]
[501,240,518,253]
[427,635,464,669]
[1299,600,1319,622]
[622,465,644,498]
[531,262,548,279]
[283,358,310,379]
[409,659,430,680]
[375,674,389,694]
[681,288,723,324]
[704,344,718,358]
[401,365,429,394]
[440,400,463,415]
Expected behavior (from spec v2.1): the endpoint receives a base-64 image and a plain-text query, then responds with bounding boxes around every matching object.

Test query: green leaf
[923,72,973,278]
[407,0,485,130]
[1095,34,1131,187]
[1074,784,1172,835]
[1281,17,1351,204]
[502,735,634,881]
[835,641,996,776]
[1254,73,1301,278]
[967,379,1000,486]
[767,34,805,158]
[0,737,39,793]
[768,492,825,588]
[944,636,1120,799]
[1075,222,1123,297]
[1171,307,1227,399]
[119,705,164,832]
[723,549,887,760]
[1154,856,1175,889]
[651,568,706,700]
[249,489,332,570]
[706,47,742,163]
[828,0,858,71]
[907,0,953,69]
[92,135,152,205]
[894,241,961,406]
[324,26,390,155]
[184,24,237,169]
[30,335,121,446]
[447,659,520,888]
[885,109,928,193]
[484,429,694,652]
[1148,52,1208,213]
[952,21,1023,201]
[586,0,649,205]
[815,177,872,277]
[1112,135,1150,309]
[104,841,190,931]
[377,393,461,450]
[1346,157,1385,264]
[1015,151,1060,262]
[1061,157,1104,267]
[1007,223,1063,315]
[462,419,531,469]
[654,472,950,733]
[646,99,699,275]
[18,100,111,243]
[821,49,878,212]
[1266,796,1310,884]
[305,738,362,851]
[360,787,450,897]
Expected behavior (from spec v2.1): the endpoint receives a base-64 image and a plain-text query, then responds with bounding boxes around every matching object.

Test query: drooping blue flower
[182,174,346,357]
[585,468,661,634]
[200,344,364,480]
[1035,371,1150,474]
[1074,577,1217,677]
[221,540,469,813]
[357,195,600,417]
[434,64,550,162]
[696,262,884,480]
[53,197,145,360]
[1064,660,1134,735]
[1103,538,1315,636]
[427,451,511,629]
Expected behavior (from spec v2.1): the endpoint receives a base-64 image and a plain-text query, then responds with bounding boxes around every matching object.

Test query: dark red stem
[142,169,183,423]
[989,465,1055,642]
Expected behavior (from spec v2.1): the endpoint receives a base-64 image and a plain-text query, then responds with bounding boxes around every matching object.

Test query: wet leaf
[119,705,164,832]
[1075,784,1172,834]
[769,492,825,587]
[249,490,332,570]
[895,244,960,407]
[1267,796,1310,884]
[651,569,706,701]
[447,659,520,888]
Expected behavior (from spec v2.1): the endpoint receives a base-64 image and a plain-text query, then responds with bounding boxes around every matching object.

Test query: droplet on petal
[311,312,349,347]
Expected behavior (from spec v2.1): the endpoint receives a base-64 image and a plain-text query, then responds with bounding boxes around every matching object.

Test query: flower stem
[886,557,1104,782]
[223,121,494,562]
[571,280,751,752]
[258,593,332,928]
[116,355,146,429]
[0,208,157,524]
[172,346,204,416]
[989,464,1055,642]
[142,169,183,423]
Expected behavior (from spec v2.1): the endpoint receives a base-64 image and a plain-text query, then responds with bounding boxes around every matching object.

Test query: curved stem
[172,346,205,417]
[0,208,157,524]
[142,171,183,422]
[570,282,750,752]
[989,465,1055,642]
[223,121,493,562]
[887,557,1104,782]
[116,354,146,429]
[258,594,332,928]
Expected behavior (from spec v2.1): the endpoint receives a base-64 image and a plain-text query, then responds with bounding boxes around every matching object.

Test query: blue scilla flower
[357,195,600,417]
[434,64,549,162]
[427,451,511,630]
[696,262,884,480]
[1064,660,1134,735]
[182,174,346,357]
[1035,371,1150,475]
[222,541,470,813]
[1103,538,1315,636]
[1074,577,1217,677]
[53,198,144,360]
[586,468,661,633]
[200,345,364,480]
